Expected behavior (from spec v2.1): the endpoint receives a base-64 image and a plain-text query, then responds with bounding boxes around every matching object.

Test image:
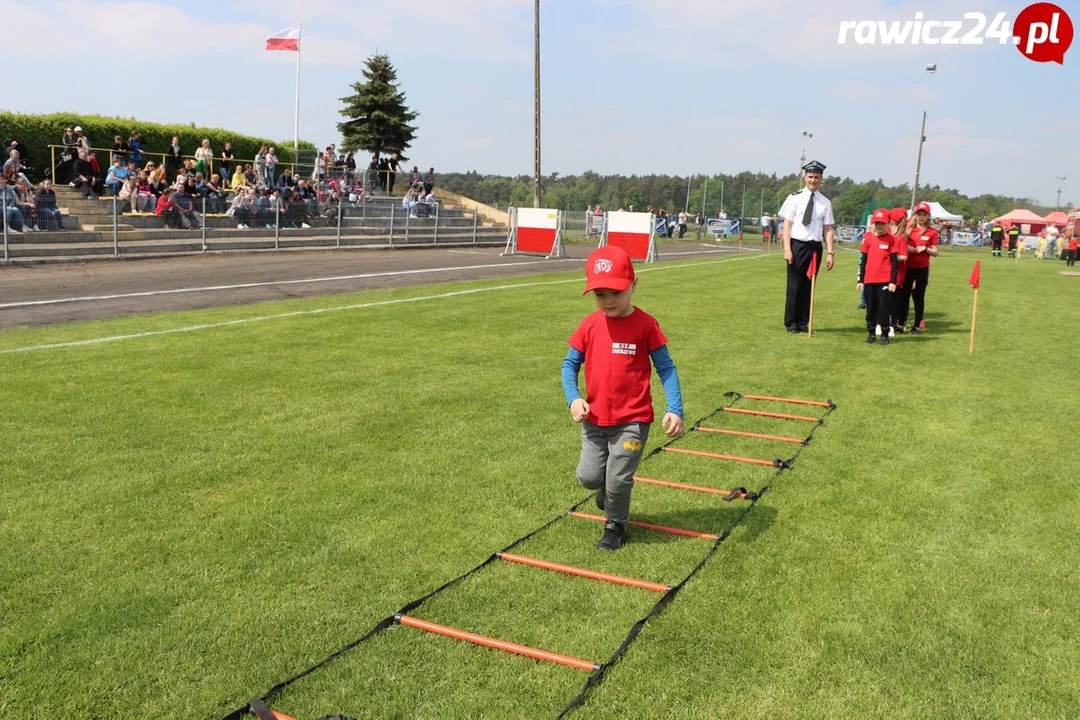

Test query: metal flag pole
[294,23,302,175]
[684,175,691,214]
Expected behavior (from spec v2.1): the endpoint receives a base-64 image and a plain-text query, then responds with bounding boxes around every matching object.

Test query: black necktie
[802,191,815,226]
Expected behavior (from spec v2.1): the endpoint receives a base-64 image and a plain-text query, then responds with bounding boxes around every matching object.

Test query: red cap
[889,208,908,222]
[914,202,931,215]
[584,245,635,294]
[871,208,890,223]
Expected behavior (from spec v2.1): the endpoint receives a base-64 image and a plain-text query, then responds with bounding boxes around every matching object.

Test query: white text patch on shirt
[612,342,637,356]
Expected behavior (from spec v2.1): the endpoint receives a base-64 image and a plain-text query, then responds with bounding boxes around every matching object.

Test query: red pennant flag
[969,260,981,289]
[807,253,818,279]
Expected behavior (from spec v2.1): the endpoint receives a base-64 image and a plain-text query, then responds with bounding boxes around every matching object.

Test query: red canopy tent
[993,209,1049,233]
[1042,211,1069,226]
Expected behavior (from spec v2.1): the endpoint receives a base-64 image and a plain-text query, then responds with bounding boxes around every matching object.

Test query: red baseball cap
[871,208,890,223]
[889,208,908,222]
[914,202,932,214]
[584,245,635,294]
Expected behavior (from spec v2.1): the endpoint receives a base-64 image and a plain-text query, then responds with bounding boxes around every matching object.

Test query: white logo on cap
[594,259,613,274]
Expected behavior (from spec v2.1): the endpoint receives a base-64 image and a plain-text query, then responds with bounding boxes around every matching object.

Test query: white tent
[923,201,963,222]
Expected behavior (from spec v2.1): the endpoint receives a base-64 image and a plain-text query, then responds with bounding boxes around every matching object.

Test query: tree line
[437,170,1063,226]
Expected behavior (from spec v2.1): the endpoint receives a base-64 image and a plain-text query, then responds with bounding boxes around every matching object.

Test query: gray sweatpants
[576,421,650,526]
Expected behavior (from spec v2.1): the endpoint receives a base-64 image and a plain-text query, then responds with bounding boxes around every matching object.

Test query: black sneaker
[894,326,905,334]
[910,326,922,335]
[597,521,627,551]
[857,303,866,309]
[595,486,606,511]
[864,335,876,344]
[879,337,890,346]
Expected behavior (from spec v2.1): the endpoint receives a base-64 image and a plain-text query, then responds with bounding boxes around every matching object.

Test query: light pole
[911,63,937,210]
[799,131,813,175]
[1056,176,1066,208]
[533,0,541,208]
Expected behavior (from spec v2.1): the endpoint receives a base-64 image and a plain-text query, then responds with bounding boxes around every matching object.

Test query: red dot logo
[1014,2,1073,64]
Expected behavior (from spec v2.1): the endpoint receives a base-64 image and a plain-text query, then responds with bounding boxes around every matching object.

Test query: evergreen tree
[337,53,418,157]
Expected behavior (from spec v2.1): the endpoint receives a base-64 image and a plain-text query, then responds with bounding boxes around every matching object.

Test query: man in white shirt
[779,160,836,333]
[1044,223,1059,259]
[760,213,772,241]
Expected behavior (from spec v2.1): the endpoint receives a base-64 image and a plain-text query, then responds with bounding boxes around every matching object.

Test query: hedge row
[0,112,319,179]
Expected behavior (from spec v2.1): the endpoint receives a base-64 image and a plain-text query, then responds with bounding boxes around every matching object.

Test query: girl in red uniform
[888,208,910,336]
[899,202,940,332]
[858,208,903,345]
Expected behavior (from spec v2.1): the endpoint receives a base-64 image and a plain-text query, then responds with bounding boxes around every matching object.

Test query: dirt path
[0,243,756,329]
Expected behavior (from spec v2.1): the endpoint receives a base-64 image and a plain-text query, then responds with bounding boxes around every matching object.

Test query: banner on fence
[836,225,867,243]
[586,212,604,236]
[655,215,668,237]
[603,211,657,262]
[503,207,565,258]
[950,231,982,247]
[707,219,741,236]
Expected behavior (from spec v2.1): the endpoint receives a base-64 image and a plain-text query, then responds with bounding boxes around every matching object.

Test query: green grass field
[2,250,1078,719]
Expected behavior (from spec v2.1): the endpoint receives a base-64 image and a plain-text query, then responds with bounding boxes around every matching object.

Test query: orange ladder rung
[569,511,718,540]
[661,446,783,467]
[722,407,822,423]
[397,614,599,672]
[498,552,670,593]
[634,475,753,500]
[737,393,833,408]
[694,426,804,444]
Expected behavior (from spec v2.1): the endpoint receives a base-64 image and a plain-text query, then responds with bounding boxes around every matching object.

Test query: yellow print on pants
[622,440,643,452]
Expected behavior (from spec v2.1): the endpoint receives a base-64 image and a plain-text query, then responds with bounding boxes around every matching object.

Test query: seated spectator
[168,183,203,229]
[243,163,257,186]
[231,164,248,192]
[154,191,175,227]
[1,179,27,232]
[133,172,154,213]
[14,178,37,231]
[111,135,129,163]
[424,190,436,205]
[295,178,317,217]
[34,179,63,230]
[3,149,34,189]
[253,190,272,227]
[402,186,419,216]
[147,161,167,195]
[277,167,296,190]
[226,187,255,229]
[268,188,284,226]
[117,175,137,212]
[205,174,225,213]
[105,156,132,197]
[73,151,100,199]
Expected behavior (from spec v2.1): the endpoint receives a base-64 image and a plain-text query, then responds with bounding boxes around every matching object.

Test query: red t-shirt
[907,226,939,269]
[860,231,900,284]
[1069,237,1078,251]
[568,308,668,426]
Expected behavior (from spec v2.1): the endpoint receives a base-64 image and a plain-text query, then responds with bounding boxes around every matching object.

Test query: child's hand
[888,282,897,292]
[661,412,684,437]
[856,282,864,292]
[569,398,590,423]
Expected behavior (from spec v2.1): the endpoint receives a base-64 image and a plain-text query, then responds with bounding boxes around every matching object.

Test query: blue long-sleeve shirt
[561,344,683,419]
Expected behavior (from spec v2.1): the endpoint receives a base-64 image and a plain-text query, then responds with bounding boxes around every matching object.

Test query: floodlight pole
[1056,176,1066,208]
[799,131,812,175]
[911,63,937,211]
[533,0,541,208]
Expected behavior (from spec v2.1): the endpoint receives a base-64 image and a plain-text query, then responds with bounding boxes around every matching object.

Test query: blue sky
[2,0,1076,206]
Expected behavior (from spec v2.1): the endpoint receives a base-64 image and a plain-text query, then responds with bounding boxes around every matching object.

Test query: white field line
[0,254,769,355]
[0,259,576,310]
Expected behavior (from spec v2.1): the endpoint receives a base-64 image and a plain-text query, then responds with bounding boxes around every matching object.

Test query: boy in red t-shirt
[857,208,902,345]
[562,246,684,550]
[1067,235,1078,267]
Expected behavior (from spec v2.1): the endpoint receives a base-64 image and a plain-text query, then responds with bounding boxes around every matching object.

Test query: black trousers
[896,266,929,328]
[864,283,892,334]
[785,239,822,330]
[1067,249,1076,266]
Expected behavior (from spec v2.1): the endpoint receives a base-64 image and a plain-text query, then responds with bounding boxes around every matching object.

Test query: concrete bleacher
[2,186,508,262]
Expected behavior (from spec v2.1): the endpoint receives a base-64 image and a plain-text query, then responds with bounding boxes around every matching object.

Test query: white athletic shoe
[301,222,311,229]
[875,325,883,337]
[888,326,895,338]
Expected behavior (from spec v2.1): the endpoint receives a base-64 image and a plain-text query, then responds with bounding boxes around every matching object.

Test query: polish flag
[266,27,300,51]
